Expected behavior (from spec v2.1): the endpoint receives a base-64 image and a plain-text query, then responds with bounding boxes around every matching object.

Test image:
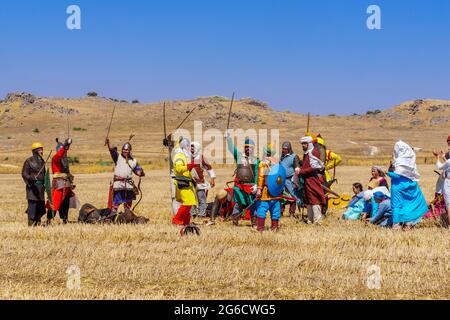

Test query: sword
[321,183,340,198]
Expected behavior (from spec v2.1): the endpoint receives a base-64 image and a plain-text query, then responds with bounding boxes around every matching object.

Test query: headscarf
[373,191,389,201]
[176,138,191,158]
[393,140,420,181]
[191,141,202,160]
[363,186,391,201]
[371,166,385,177]
[300,136,324,170]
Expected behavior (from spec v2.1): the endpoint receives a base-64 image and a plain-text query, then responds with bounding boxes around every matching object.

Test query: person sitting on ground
[366,191,393,227]
[368,166,389,190]
[342,183,365,220]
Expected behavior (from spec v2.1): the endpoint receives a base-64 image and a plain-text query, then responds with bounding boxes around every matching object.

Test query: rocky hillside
[0,92,449,167]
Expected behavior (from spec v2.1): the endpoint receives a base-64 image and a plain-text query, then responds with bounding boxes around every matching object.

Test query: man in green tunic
[225,133,260,226]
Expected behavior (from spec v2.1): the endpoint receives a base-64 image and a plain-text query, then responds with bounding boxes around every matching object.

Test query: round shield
[267,164,286,197]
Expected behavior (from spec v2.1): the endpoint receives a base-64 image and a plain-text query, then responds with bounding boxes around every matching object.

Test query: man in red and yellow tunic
[50,138,75,223]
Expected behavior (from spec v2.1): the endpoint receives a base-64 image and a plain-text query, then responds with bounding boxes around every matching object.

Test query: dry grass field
[0,165,448,300]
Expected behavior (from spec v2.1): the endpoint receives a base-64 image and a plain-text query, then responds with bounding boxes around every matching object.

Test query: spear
[226,92,235,130]
[104,105,116,146]
[306,112,311,133]
[175,104,198,130]
[67,114,71,139]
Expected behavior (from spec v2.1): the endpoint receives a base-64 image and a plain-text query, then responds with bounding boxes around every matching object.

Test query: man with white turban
[296,136,326,224]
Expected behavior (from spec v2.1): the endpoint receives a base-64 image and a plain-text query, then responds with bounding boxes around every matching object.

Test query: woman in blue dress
[387,141,428,229]
[342,183,366,220]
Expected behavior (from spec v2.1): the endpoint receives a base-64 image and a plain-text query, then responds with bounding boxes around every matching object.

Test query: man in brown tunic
[296,136,326,224]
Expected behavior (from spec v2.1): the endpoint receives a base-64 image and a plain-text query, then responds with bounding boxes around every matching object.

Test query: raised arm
[226,135,240,163]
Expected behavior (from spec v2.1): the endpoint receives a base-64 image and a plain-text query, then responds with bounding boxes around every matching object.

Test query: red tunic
[52,148,66,174]
[300,149,326,206]
[50,148,72,212]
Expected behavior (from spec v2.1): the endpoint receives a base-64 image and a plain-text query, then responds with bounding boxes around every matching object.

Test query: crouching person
[172,139,197,226]
[367,191,393,227]
[22,143,47,226]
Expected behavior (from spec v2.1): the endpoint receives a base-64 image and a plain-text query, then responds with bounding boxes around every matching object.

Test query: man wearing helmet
[21,143,47,226]
[50,138,75,224]
[225,133,260,226]
[105,138,145,216]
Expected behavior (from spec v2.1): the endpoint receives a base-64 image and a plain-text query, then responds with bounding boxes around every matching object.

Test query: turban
[300,136,313,144]
[244,138,255,147]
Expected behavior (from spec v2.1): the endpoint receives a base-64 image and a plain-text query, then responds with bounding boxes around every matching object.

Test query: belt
[34,180,45,186]
[53,173,68,179]
[114,176,133,182]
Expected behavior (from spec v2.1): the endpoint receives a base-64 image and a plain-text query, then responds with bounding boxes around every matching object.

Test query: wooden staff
[306,112,311,133]
[226,92,235,130]
[104,105,116,146]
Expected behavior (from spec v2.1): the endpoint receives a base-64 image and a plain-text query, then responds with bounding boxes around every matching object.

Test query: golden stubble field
[0,165,448,300]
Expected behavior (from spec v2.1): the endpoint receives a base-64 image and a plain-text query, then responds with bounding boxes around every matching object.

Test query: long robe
[299,149,325,206]
[387,171,428,224]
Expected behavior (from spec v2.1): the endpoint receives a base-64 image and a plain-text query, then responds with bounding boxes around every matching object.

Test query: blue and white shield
[267,164,286,197]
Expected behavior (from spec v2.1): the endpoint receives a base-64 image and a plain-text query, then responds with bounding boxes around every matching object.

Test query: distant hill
[0,92,449,168]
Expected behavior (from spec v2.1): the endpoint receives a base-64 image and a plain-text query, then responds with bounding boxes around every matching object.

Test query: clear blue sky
[0,0,449,114]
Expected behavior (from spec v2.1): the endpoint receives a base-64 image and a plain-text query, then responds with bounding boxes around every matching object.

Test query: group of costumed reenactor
[22,138,76,226]
[22,136,148,226]
[21,100,449,232]
[167,129,342,233]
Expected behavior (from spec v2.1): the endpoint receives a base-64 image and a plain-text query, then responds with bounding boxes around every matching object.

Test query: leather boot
[251,215,257,228]
[271,220,280,232]
[257,217,265,232]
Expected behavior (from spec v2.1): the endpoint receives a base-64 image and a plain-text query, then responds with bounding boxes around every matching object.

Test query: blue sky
[0,0,449,114]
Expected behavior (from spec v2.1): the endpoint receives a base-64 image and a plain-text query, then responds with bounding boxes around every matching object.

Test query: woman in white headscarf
[387,141,428,228]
